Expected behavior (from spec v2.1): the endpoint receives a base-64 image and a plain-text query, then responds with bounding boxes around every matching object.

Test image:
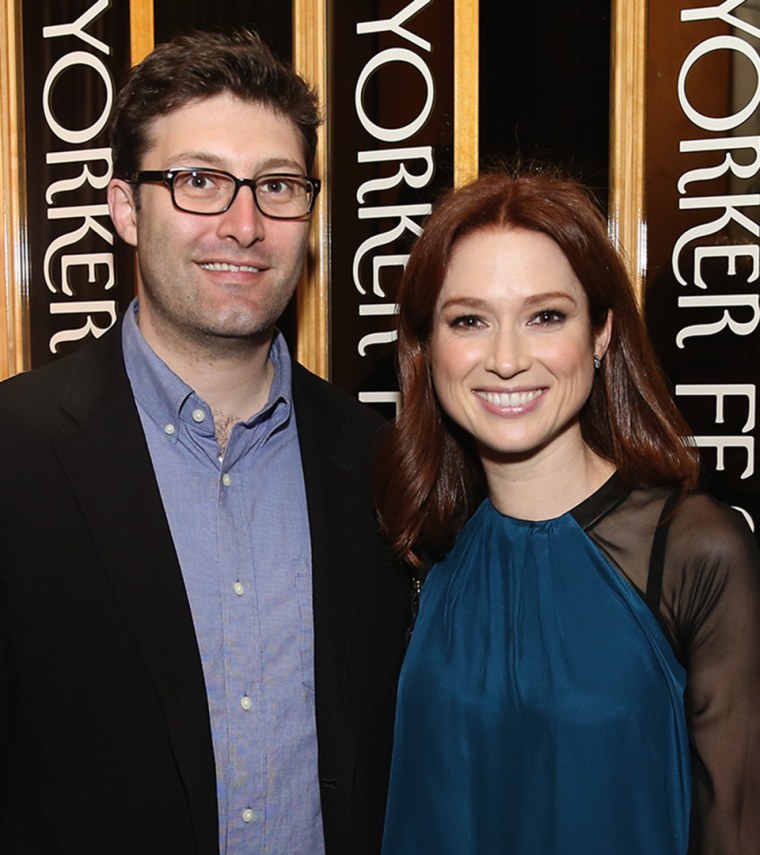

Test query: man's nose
[216,185,265,245]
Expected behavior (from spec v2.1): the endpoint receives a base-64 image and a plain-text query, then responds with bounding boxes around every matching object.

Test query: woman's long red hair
[374,169,699,567]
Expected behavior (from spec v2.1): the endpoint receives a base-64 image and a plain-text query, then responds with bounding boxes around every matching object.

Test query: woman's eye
[530,309,566,326]
[450,315,485,330]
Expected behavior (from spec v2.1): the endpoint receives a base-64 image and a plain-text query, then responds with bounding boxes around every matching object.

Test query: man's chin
[188,314,281,348]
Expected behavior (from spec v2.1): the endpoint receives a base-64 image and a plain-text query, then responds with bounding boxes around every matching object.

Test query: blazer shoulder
[0,323,126,429]
[0,350,81,423]
[291,361,386,435]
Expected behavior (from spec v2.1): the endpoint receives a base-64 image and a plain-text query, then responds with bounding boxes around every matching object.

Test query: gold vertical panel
[609,0,647,305]
[0,0,30,379]
[130,0,155,66]
[293,0,329,379]
[454,0,479,187]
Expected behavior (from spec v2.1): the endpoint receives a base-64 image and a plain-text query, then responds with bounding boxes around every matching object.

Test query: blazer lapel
[292,366,362,777]
[53,328,218,855]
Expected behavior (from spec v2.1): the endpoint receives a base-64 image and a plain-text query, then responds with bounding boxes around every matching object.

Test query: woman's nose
[484,328,528,377]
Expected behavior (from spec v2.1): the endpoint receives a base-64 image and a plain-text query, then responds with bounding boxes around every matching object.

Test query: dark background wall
[478,0,611,201]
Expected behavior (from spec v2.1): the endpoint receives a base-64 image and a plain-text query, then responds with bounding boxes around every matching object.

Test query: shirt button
[222,473,232,487]
[242,808,255,824]
[164,423,176,436]
[240,695,252,711]
[233,581,244,596]
[192,408,206,423]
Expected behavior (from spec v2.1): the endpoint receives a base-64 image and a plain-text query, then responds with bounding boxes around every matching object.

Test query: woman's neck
[482,440,616,522]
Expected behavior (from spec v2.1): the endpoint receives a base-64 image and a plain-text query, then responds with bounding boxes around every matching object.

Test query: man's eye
[260,178,297,197]
[178,172,218,193]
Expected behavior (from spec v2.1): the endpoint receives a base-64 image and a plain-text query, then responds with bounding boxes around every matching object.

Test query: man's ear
[107,179,138,247]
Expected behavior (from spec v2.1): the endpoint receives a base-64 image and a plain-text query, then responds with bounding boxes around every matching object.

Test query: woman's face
[429,227,611,469]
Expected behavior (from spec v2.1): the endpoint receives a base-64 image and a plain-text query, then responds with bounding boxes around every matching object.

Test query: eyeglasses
[128,168,321,220]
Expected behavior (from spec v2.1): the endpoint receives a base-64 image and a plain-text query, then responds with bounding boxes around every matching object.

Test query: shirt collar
[121,298,293,445]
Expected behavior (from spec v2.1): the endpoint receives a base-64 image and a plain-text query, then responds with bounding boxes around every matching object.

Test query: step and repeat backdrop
[644,0,760,529]
[2,0,608,385]
[19,1,133,367]
[4,0,758,531]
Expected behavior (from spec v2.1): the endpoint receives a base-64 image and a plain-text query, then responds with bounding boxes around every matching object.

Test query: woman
[375,170,760,854]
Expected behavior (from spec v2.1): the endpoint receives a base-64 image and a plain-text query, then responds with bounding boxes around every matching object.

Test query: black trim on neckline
[571,472,629,530]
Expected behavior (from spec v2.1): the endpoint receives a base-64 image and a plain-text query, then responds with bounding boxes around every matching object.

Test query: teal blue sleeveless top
[382,498,691,854]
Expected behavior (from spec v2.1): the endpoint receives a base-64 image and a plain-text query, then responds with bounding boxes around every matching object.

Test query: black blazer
[0,323,410,855]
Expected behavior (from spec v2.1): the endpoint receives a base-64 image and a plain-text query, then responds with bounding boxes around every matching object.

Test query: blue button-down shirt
[122,301,325,855]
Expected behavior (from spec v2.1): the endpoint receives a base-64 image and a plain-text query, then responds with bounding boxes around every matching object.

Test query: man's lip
[474,388,546,408]
[197,261,269,273]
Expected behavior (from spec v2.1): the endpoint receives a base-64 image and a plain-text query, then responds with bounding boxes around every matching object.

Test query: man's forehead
[140,95,306,170]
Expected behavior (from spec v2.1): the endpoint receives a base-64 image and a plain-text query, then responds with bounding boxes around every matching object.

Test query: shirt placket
[217,427,266,852]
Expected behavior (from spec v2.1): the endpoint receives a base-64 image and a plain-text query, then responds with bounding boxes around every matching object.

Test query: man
[0,30,410,855]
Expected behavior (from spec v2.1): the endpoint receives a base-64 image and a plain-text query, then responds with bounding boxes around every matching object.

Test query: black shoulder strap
[645,489,681,611]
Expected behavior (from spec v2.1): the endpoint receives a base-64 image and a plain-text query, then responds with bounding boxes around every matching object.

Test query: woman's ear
[595,309,613,359]
[107,179,138,247]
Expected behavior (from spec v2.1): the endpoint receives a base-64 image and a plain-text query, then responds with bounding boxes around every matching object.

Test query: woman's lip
[474,388,546,408]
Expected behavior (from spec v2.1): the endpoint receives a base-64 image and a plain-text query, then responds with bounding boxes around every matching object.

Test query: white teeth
[200,262,261,273]
[477,389,544,407]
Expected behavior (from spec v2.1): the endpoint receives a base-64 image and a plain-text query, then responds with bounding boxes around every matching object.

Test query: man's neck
[137,311,277,428]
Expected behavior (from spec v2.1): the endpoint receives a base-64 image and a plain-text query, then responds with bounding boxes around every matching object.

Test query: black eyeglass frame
[127,168,322,220]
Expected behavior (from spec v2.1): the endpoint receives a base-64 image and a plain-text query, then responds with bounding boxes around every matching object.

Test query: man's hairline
[128,92,315,178]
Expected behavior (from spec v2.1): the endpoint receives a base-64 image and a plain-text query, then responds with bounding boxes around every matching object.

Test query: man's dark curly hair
[109,28,321,178]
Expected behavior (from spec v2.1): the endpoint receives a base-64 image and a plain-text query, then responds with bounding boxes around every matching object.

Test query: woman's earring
[593,354,602,370]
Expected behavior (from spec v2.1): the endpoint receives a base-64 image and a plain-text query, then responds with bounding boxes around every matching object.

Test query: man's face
[109,92,311,351]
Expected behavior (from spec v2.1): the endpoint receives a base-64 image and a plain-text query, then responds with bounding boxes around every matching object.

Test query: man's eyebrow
[256,157,307,173]
[163,153,306,174]
[164,152,225,168]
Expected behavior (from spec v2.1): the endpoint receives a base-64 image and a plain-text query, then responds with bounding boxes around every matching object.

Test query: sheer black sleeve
[664,493,760,854]
[586,485,760,854]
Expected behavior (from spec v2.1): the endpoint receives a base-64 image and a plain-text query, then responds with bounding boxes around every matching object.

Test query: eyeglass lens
[172,170,314,217]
